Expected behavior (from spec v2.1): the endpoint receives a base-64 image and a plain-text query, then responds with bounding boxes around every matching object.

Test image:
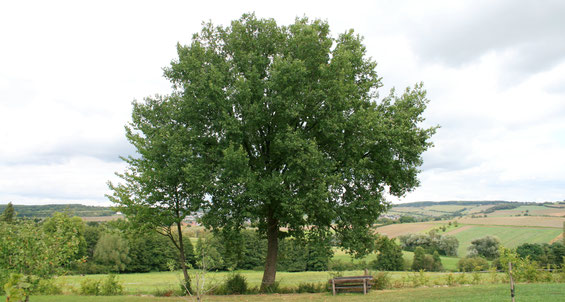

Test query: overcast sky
[1,0,564,206]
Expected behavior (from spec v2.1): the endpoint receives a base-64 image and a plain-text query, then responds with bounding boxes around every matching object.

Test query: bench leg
[332,279,336,296]
[363,279,367,294]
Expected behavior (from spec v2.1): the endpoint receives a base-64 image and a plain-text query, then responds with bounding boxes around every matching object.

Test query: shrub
[372,272,391,290]
[36,278,62,295]
[4,273,31,302]
[467,236,500,260]
[222,273,247,295]
[296,282,326,293]
[261,280,280,293]
[372,236,404,271]
[100,274,123,295]
[409,270,429,287]
[152,288,176,297]
[458,257,489,272]
[79,278,100,295]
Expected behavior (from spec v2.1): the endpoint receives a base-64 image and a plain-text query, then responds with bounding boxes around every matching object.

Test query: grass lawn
[4,283,565,301]
[452,225,562,257]
[58,270,370,294]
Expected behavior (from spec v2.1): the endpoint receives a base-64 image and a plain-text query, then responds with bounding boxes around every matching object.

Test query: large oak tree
[112,13,436,289]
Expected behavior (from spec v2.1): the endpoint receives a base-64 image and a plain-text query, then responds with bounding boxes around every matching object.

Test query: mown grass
[4,283,565,301]
[58,270,369,294]
[452,225,562,257]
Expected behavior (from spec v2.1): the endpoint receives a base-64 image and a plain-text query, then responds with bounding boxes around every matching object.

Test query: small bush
[100,274,123,296]
[223,273,247,295]
[372,272,391,290]
[261,280,280,293]
[458,257,489,272]
[153,288,176,297]
[0,269,9,295]
[79,278,100,296]
[36,278,62,295]
[4,273,31,302]
[446,274,456,286]
[471,271,481,284]
[296,282,326,293]
[456,273,468,285]
[410,270,429,287]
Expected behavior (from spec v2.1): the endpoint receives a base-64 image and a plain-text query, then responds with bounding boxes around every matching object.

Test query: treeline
[0,203,116,217]
[393,200,513,208]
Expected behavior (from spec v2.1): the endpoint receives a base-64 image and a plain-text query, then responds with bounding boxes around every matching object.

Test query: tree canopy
[111,13,436,288]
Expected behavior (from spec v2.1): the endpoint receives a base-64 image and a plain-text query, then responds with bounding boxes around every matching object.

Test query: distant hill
[393,200,516,208]
[0,204,116,218]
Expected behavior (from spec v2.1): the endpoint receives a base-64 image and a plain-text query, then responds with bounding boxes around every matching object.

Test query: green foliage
[277,234,333,272]
[372,272,391,290]
[0,204,115,218]
[79,274,123,296]
[42,211,87,263]
[79,278,101,295]
[296,282,327,293]
[516,243,544,262]
[515,242,565,268]
[84,223,102,259]
[138,13,437,287]
[0,219,81,277]
[36,278,62,295]
[467,236,500,260]
[3,273,30,302]
[125,230,177,273]
[371,236,404,271]
[399,216,416,223]
[100,274,124,295]
[93,233,130,272]
[222,273,248,294]
[411,247,442,271]
[432,251,443,271]
[0,202,15,223]
[458,256,489,272]
[482,203,519,214]
[399,231,459,256]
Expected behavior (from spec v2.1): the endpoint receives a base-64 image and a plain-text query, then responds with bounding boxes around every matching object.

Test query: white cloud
[1,0,564,205]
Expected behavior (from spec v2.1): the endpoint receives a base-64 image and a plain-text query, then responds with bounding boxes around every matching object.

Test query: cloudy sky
[1,0,564,206]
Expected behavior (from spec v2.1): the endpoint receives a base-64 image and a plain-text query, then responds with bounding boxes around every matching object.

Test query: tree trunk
[260,216,279,291]
[176,221,191,292]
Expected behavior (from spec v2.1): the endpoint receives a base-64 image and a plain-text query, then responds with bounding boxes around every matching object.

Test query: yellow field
[81,215,125,222]
[375,222,438,238]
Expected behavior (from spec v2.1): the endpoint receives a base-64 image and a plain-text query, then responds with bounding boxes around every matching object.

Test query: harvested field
[550,233,563,244]
[426,205,468,212]
[375,222,438,238]
[81,215,124,222]
[463,204,496,214]
[487,205,565,217]
[457,216,565,228]
[445,225,473,236]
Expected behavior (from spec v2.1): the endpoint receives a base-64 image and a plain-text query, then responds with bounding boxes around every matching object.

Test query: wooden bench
[329,275,373,295]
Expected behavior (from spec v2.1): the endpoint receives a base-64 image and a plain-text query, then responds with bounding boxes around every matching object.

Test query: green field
[452,225,563,257]
[4,283,565,301]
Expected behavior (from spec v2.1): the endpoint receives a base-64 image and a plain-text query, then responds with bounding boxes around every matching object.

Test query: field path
[550,233,563,244]
[445,225,473,236]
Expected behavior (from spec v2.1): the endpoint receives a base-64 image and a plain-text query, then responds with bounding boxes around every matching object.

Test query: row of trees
[398,231,459,256]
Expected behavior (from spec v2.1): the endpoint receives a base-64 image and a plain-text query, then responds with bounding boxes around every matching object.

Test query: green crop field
[4,283,565,301]
[452,225,563,257]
